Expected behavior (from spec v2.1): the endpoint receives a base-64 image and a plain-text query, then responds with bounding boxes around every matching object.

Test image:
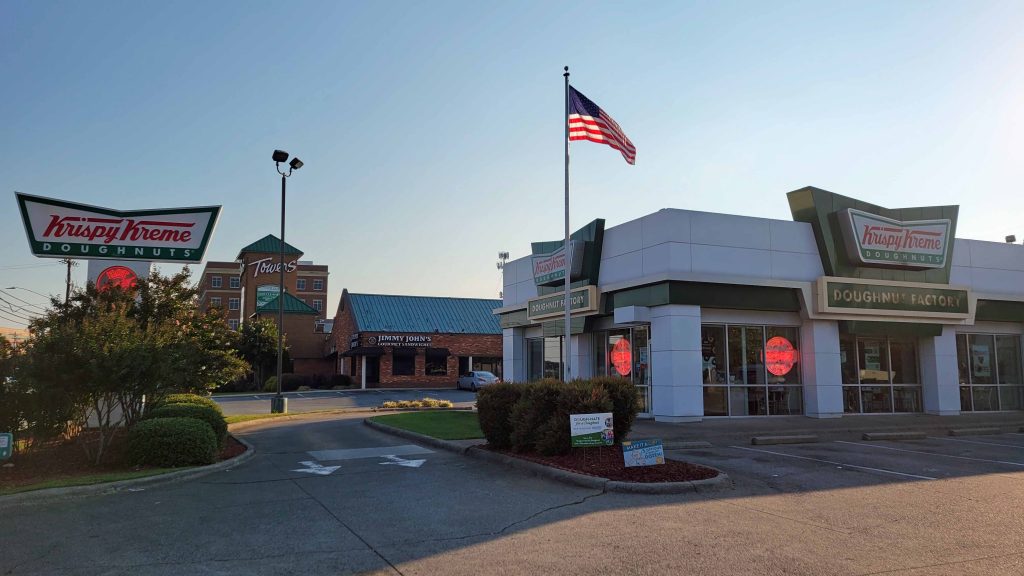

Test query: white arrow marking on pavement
[292,460,341,475]
[379,455,425,468]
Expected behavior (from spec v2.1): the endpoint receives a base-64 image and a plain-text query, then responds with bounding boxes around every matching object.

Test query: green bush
[589,377,640,444]
[509,379,563,452]
[478,378,640,456]
[147,403,228,447]
[152,393,222,414]
[476,383,524,449]
[126,417,218,467]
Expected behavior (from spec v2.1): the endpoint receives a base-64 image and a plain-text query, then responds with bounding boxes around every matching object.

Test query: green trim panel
[838,321,942,338]
[608,282,800,312]
[498,309,530,329]
[976,300,1024,322]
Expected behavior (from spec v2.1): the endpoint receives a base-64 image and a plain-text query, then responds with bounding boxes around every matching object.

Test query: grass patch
[0,468,181,496]
[371,411,483,440]
[225,413,293,425]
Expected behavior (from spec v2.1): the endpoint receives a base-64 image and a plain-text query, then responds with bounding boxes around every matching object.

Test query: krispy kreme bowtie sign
[16,193,220,262]
[838,208,951,269]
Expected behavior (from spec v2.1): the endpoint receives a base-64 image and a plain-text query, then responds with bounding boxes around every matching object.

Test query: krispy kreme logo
[840,208,951,269]
[41,215,194,245]
[533,251,566,276]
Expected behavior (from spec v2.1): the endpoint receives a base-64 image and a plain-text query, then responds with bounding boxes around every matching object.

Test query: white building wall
[919,326,961,415]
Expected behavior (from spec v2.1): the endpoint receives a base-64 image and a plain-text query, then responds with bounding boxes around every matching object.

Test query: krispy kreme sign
[838,208,951,269]
[16,193,220,262]
[532,240,584,286]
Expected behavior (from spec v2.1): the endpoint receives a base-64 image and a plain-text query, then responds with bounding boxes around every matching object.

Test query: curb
[949,427,1002,436]
[226,406,475,431]
[862,432,928,441]
[752,435,819,445]
[0,435,255,509]
[363,418,731,495]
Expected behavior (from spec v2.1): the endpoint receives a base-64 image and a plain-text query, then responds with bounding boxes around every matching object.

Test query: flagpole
[563,65,572,382]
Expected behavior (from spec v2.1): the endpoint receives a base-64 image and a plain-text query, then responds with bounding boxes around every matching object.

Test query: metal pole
[276,173,286,406]
[563,66,571,382]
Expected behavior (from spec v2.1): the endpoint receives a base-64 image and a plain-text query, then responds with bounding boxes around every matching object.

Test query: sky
[2,1,1023,328]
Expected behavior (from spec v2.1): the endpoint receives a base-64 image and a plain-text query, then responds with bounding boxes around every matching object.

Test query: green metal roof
[348,293,502,334]
[255,292,320,315]
[236,234,303,259]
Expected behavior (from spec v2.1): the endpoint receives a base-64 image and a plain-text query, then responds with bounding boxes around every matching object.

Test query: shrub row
[381,398,453,409]
[477,377,640,456]
[128,393,229,467]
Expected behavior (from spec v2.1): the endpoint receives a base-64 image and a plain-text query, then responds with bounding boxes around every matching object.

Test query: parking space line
[835,441,1024,467]
[728,445,936,480]
[930,436,1024,449]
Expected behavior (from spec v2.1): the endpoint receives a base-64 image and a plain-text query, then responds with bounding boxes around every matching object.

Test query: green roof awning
[236,234,303,259]
[254,292,319,315]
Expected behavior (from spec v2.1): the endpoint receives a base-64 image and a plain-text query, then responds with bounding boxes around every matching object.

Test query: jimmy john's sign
[16,193,220,263]
[839,208,951,270]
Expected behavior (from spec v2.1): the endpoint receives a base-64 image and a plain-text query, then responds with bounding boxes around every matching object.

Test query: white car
[457,371,499,391]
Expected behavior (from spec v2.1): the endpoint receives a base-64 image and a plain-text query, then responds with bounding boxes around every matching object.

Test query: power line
[0,290,50,311]
[0,297,38,320]
[0,310,31,327]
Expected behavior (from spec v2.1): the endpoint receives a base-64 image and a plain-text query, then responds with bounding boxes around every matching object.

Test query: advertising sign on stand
[0,433,13,461]
[622,439,665,467]
[570,413,614,448]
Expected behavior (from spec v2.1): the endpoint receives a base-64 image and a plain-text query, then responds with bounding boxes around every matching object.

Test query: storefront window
[702,325,727,384]
[527,338,544,381]
[958,333,1023,411]
[526,337,563,381]
[425,350,448,376]
[592,328,651,413]
[702,324,802,416]
[473,357,502,379]
[841,336,922,414]
[392,351,415,376]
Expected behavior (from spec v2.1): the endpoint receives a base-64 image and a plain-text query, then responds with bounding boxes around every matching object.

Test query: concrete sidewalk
[630,412,1024,445]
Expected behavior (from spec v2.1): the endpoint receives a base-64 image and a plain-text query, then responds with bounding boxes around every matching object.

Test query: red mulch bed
[1,433,247,491]
[486,445,719,483]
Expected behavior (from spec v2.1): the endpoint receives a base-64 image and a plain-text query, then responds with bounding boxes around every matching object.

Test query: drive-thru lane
[2,416,1023,575]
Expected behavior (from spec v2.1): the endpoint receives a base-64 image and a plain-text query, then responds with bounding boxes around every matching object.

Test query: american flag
[568,86,636,165]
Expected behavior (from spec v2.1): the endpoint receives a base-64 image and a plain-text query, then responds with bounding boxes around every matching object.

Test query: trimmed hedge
[147,403,228,447]
[126,417,218,467]
[476,383,524,449]
[152,393,222,414]
[478,377,641,456]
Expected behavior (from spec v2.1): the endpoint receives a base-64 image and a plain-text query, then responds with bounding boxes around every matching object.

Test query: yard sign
[569,413,614,447]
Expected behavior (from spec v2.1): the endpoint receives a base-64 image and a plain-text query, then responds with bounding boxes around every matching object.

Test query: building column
[649,305,703,423]
[920,326,961,415]
[503,327,525,383]
[799,320,843,418]
[361,356,367,390]
[571,332,593,380]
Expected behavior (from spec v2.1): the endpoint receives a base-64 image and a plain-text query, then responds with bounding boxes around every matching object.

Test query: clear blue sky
[2,1,1023,328]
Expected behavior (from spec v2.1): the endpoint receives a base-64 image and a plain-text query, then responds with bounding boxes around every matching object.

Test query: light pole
[270,149,303,414]
[496,251,509,299]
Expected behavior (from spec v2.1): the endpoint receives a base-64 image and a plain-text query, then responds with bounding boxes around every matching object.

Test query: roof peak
[236,234,303,259]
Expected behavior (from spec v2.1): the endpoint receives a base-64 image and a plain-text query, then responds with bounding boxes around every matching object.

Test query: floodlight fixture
[289,157,303,170]
[272,150,289,163]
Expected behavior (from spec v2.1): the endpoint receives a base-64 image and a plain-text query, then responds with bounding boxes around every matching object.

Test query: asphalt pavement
[2,413,1023,575]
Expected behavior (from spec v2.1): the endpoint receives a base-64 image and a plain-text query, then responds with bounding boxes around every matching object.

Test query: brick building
[197,234,332,375]
[332,290,503,388]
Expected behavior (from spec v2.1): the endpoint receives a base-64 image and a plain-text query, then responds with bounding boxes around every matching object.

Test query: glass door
[633,326,651,415]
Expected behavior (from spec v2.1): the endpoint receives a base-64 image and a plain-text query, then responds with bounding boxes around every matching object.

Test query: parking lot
[670,431,1024,494]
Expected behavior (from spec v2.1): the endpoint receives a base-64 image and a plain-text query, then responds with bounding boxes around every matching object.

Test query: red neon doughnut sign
[96,266,139,292]
[611,338,632,376]
[765,336,797,376]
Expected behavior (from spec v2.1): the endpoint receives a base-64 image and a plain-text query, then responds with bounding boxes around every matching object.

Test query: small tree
[236,318,286,390]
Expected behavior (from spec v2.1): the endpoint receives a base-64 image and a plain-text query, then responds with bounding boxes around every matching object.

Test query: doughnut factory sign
[15,192,221,262]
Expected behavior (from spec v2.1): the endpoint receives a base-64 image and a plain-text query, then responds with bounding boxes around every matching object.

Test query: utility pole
[59,258,77,303]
